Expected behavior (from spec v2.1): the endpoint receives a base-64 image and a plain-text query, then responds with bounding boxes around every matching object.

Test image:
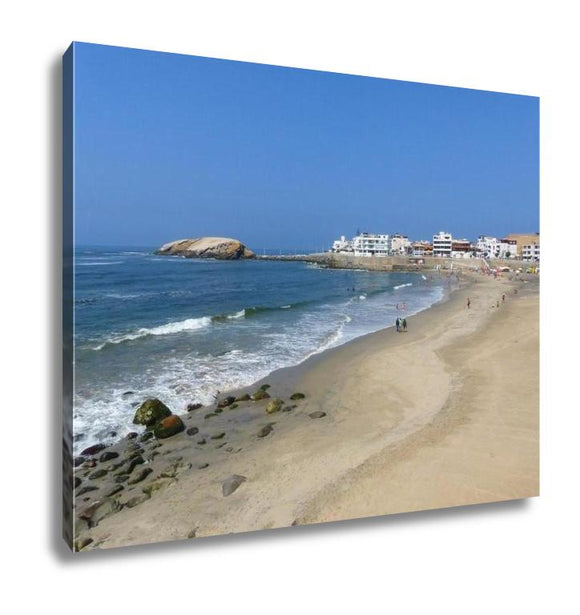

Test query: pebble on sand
[222,474,247,497]
[257,424,273,438]
[127,467,153,485]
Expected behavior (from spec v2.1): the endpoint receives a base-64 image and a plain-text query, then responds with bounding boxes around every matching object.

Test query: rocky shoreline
[71,270,538,551]
[72,384,315,551]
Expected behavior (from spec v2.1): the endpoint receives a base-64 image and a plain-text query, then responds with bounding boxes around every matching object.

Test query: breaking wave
[93,316,212,349]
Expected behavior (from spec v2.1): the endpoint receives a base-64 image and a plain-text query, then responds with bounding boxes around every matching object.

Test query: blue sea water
[73,247,446,452]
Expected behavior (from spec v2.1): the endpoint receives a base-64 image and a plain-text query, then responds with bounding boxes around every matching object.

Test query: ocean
[73,247,447,453]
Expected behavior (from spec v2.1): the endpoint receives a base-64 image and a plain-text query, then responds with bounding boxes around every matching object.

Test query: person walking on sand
[502,294,505,302]
[395,316,400,332]
[402,318,407,332]
[467,297,471,309]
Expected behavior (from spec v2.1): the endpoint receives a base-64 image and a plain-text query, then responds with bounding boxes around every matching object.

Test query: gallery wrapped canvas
[63,42,539,551]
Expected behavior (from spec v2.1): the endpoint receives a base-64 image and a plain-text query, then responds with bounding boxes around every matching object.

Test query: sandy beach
[73,269,539,550]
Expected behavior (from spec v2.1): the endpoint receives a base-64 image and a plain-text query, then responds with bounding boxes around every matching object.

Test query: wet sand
[75,271,539,550]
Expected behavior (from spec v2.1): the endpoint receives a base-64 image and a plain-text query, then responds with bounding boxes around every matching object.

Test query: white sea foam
[93,316,212,349]
[74,276,447,454]
[77,261,124,266]
[228,310,246,319]
[394,282,413,290]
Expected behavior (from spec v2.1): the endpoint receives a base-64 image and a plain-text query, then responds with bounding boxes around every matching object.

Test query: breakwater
[257,253,524,272]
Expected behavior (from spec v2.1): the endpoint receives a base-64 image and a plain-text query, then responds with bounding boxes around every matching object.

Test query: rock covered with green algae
[251,390,270,401]
[133,398,172,427]
[290,392,306,400]
[265,398,283,414]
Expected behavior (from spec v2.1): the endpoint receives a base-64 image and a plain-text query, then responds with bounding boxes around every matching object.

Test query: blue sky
[72,42,539,251]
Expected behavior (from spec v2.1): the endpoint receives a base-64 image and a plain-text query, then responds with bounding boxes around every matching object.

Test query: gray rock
[105,485,124,497]
[142,478,175,495]
[290,392,306,400]
[81,443,106,456]
[127,467,153,485]
[211,432,226,440]
[257,424,273,438]
[125,493,150,508]
[89,469,108,480]
[222,474,247,497]
[197,462,209,469]
[80,499,121,526]
[76,485,98,496]
[99,451,119,462]
[186,426,199,436]
[125,455,145,474]
[309,411,326,419]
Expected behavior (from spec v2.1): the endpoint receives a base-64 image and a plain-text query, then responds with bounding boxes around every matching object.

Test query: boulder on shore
[265,398,283,414]
[153,415,185,439]
[156,237,255,260]
[133,398,172,427]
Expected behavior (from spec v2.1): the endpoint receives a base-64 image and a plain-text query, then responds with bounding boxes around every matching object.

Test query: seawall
[257,253,533,273]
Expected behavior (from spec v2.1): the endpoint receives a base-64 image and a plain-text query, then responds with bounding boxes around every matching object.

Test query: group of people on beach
[395,316,407,332]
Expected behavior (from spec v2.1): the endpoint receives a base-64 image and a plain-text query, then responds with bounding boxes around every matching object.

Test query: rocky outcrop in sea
[155,237,255,260]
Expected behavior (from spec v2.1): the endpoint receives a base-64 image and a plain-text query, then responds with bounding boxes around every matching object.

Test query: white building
[353,232,390,257]
[331,235,353,253]
[522,242,540,261]
[433,231,453,257]
[389,233,412,255]
[475,236,517,259]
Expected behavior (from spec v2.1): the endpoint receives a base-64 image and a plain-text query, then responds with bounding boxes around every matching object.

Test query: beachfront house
[412,241,433,257]
[353,232,390,257]
[503,233,540,258]
[475,236,517,259]
[331,235,354,253]
[390,233,412,255]
[451,239,473,258]
[522,242,540,262]
[433,231,453,257]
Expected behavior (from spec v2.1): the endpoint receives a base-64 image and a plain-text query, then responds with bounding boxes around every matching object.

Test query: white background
[2,1,578,612]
